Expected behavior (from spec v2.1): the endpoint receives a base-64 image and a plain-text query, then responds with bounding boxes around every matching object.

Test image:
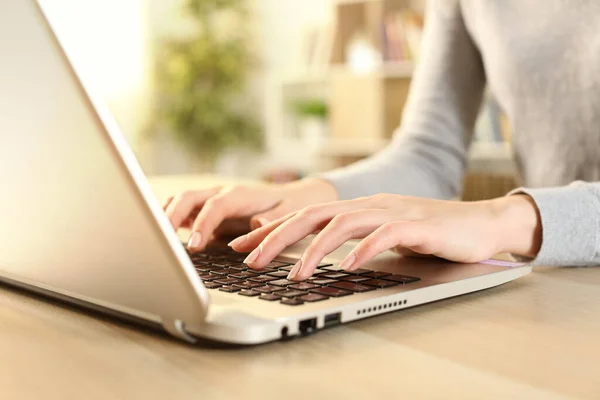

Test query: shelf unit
[277,0,423,172]
[275,0,516,200]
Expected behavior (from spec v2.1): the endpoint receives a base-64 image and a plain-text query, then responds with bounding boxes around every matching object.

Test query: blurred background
[52,0,517,200]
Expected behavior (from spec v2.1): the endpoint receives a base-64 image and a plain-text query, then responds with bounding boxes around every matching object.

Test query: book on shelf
[300,24,335,70]
[382,9,424,63]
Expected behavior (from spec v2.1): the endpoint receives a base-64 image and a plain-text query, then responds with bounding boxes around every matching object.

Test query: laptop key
[190,254,210,260]
[278,265,295,272]
[362,271,392,279]
[361,279,398,288]
[219,286,241,293]
[340,275,370,283]
[280,298,304,306]
[310,278,338,286]
[289,282,319,291]
[238,290,260,297]
[210,268,239,276]
[253,285,286,293]
[202,266,224,272]
[211,262,232,268]
[277,290,308,298]
[227,264,248,271]
[266,271,290,278]
[192,260,212,266]
[230,272,255,279]
[233,281,261,289]
[298,293,329,302]
[248,275,277,283]
[345,268,373,275]
[311,269,328,275]
[330,281,375,293]
[204,282,222,289]
[269,279,296,287]
[198,273,218,282]
[310,287,353,297]
[267,261,292,268]
[321,272,350,279]
[214,278,243,285]
[259,294,282,301]
[384,274,421,284]
[321,265,344,272]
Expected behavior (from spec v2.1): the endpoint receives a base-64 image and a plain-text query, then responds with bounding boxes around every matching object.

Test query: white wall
[42,0,149,150]
[250,0,335,174]
[45,0,337,176]
[140,0,337,176]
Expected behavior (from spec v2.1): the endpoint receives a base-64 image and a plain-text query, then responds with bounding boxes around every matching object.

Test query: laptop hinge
[162,319,197,344]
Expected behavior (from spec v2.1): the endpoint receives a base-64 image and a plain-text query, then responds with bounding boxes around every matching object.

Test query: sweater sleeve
[509,182,600,266]
[320,0,486,200]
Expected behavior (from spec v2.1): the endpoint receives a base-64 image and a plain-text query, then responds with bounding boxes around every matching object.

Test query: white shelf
[318,138,389,157]
[279,69,330,86]
[468,142,515,175]
[468,142,513,161]
[279,62,414,87]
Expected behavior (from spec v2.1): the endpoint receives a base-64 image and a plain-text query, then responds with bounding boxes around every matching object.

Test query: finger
[165,188,221,230]
[249,202,288,230]
[233,196,381,252]
[163,196,174,211]
[341,221,434,271]
[290,209,391,281]
[229,211,297,252]
[242,198,379,269]
[189,193,261,251]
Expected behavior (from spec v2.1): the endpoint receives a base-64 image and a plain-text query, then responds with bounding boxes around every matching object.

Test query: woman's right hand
[163,178,339,252]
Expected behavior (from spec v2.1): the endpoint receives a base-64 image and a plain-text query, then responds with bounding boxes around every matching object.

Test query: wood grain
[1,175,598,400]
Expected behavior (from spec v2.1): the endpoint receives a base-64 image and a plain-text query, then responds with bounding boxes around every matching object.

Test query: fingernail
[187,232,202,249]
[228,235,247,248]
[287,260,303,280]
[339,252,356,271]
[251,217,270,230]
[243,245,262,265]
[256,217,270,227]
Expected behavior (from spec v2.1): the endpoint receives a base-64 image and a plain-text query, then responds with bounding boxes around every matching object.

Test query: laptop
[0,0,531,345]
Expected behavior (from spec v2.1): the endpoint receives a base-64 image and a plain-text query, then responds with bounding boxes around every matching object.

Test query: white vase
[299,117,327,153]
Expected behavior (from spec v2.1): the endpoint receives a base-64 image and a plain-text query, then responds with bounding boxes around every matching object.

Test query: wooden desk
[1,175,599,399]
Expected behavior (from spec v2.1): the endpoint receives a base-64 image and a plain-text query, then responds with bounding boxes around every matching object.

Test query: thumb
[250,204,290,230]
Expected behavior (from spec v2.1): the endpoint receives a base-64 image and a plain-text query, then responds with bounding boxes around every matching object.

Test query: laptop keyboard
[187,246,420,306]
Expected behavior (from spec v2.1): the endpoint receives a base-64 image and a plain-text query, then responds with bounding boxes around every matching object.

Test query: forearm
[322,134,467,200]
[320,0,485,201]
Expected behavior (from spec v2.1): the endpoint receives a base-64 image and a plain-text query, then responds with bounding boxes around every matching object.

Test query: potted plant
[289,98,329,152]
[148,0,263,171]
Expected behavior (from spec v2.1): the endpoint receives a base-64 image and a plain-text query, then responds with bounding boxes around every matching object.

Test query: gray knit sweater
[322,0,600,266]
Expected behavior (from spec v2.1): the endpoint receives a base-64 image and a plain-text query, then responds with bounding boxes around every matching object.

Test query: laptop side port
[298,318,317,335]
[324,312,342,328]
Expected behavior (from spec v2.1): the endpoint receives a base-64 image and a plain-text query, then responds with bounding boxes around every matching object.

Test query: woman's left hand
[228,193,541,281]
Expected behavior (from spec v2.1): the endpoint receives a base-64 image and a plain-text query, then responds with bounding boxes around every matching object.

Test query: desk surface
[1,175,599,400]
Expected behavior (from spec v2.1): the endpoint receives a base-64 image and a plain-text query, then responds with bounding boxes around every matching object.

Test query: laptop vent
[356,299,407,316]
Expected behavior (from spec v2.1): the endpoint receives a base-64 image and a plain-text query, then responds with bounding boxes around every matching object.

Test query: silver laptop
[0,0,531,345]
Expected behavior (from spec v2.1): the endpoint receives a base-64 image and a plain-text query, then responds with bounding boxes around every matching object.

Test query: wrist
[491,195,542,258]
[282,177,339,204]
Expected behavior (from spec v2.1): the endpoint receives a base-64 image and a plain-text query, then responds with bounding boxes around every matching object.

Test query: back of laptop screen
[0,0,206,324]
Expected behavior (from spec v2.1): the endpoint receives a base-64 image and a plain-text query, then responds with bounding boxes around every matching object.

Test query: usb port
[298,318,317,335]
[324,312,341,328]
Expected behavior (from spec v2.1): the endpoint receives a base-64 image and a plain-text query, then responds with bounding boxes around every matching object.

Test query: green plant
[289,98,329,120]
[150,0,263,163]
